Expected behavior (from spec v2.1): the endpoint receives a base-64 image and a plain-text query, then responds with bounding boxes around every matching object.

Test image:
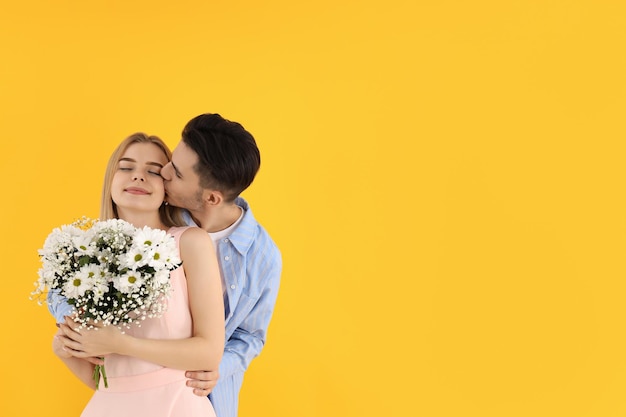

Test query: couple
[50,113,282,417]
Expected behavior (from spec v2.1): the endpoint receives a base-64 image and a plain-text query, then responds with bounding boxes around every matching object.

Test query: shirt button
[224,256,230,261]
[223,238,229,243]
[230,284,236,290]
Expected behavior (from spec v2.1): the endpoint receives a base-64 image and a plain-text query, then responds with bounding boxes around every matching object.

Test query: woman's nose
[133,174,145,182]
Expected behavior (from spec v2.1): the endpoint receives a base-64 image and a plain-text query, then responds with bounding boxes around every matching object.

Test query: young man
[49,113,282,417]
[161,113,282,417]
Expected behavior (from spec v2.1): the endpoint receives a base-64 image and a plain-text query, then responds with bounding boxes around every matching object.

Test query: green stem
[93,365,101,390]
[101,360,108,388]
[92,358,108,389]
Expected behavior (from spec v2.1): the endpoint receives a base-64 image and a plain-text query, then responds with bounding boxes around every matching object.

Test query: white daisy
[73,233,96,257]
[153,268,172,286]
[82,264,109,302]
[113,271,146,294]
[134,226,168,249]
[120,246,150,269]
[62,272,92,299]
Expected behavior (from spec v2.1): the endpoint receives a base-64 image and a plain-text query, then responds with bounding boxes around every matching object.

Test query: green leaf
[78,255,92,267]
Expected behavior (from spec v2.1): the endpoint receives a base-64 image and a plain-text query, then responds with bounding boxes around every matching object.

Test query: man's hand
[185,370,219,396]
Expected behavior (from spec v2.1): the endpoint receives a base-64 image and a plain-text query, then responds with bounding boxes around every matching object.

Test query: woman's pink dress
[81,227,216,417]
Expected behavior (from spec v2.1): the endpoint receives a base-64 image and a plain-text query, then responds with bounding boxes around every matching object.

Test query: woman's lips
[125,187,150,195]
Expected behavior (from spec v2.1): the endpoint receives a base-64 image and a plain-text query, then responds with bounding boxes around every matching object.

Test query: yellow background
[1,1,626,416]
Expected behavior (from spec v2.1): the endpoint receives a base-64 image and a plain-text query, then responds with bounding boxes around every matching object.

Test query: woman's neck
[116,209,167,231]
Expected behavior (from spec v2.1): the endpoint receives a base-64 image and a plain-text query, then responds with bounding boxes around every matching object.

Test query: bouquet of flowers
[31,217,182,388]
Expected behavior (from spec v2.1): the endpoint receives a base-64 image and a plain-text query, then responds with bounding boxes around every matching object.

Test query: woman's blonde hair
[100,132,185,227]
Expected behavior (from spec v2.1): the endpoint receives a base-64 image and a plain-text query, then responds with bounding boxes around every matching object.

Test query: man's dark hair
[182,113,261,202]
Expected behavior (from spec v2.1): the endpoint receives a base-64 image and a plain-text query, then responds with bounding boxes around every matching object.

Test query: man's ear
[204,189,224,206]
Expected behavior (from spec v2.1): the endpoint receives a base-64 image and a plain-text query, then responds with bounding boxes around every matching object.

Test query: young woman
[53,133,224,417]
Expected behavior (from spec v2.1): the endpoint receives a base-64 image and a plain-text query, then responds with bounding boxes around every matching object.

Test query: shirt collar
[226,197,257,255]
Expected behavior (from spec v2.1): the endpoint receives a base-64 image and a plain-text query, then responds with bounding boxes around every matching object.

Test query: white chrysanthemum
[60,224,84,238]
[37,267,57,288]
[153,268,171,287]
[62,272,93,299]
[156,236,181,268]
[99,218,135,236]
[81,264,109,302]
[120,246,151,269]
[144,245,167,269]
[40,228,72,256]
[73,233,96,257]
[113,271,146,294]
[134,226,168,248]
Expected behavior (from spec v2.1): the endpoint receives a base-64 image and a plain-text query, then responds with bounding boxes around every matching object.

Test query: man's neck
[189,202,243,233]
